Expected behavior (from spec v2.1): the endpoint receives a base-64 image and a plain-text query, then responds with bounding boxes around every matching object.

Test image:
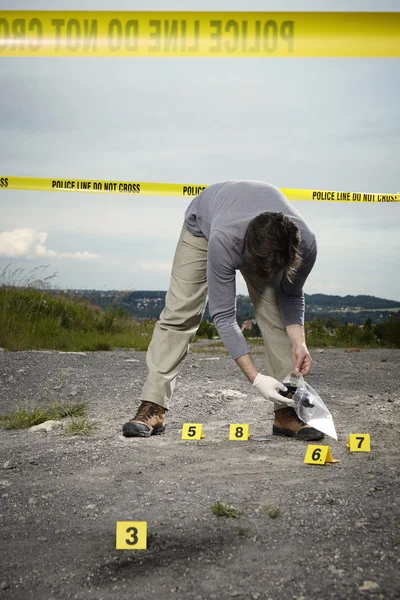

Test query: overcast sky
[0,0,399,300]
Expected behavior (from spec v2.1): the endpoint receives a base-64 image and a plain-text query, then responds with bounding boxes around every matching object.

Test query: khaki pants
[141,225,293,411]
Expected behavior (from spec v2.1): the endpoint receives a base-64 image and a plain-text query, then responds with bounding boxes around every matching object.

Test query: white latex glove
[252,374,294,405]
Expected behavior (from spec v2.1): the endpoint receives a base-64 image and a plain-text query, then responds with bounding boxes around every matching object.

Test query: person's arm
[278,237,317,375]
[207,235,291,404]
[207,233,250,361]
[286,323,312,375]
[235,353,258,383]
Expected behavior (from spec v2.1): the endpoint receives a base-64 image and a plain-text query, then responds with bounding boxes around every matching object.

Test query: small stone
[3,459,17,470]
[368,394,373,398]
[17,368,26,373]
[37,537,48,542]
[29,497,38,505]
[316,349,324,354]
[0,480,11,487]
[53,385,63,391]
[30,420,63,433]
[0,347,6,352]
[125,359,140,363]
[0,582,9,590]
[359,581,379,591]
[189,364,199,368]
[6,376,15,383]
[388,397,394,403]
[220,389,247,399]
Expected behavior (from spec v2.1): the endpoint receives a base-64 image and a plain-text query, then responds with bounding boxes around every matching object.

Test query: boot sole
[122,424,166,438]
[273,425,324,441]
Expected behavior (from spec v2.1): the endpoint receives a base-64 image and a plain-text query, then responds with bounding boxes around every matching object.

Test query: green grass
[0,269,155,352]
[0,402,85,430]
[63,417,97,436]
[247,337,264,345]
[265,504,281,519]
[211,501,242,519]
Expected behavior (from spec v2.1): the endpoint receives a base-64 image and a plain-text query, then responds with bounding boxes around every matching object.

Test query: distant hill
[60,290,400,326]
[304,294,400,310]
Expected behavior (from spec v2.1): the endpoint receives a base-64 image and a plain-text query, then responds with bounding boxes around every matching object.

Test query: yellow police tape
[0,11,399,57]
[1,176,398,203]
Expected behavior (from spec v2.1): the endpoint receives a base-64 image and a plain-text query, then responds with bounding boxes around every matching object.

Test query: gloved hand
[252,374,294,405]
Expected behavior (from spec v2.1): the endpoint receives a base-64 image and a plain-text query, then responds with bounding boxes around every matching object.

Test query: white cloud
[0,228,101,261]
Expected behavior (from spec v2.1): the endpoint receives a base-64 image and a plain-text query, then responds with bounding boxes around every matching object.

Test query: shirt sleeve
[277,235,317,327]
[207,233,250,360]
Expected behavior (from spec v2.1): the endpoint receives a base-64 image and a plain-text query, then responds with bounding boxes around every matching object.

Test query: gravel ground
[0,345,399,600]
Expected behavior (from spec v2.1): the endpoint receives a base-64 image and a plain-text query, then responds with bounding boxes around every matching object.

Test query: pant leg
[240,268,293,411]
[141,225,208,409]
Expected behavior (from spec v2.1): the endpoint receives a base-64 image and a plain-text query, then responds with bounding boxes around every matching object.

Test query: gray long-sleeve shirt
[184,180,317,360]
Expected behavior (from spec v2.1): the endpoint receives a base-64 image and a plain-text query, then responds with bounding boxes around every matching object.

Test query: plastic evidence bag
[280,372,338,440]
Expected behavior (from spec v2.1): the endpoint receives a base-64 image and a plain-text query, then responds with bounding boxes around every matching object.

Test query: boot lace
[134,402,161,423]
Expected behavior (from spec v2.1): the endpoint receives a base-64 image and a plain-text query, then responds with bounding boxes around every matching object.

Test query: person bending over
[123,180,323,441]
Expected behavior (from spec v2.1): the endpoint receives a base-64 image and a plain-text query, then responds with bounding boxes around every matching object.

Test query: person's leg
[240,269,323,441]
[123,225,208,437]
[142,225,208,406]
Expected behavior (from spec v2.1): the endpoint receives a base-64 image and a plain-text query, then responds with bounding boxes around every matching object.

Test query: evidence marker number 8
[229,424,250,440]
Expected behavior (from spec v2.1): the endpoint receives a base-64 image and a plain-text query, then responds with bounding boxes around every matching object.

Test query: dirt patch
[0,346,399,599]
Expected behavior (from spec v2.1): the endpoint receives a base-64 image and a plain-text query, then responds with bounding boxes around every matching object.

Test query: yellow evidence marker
[347,434,371,452]
[182,423,204,440]
[116,521,147,550]
[304,445,340,465]
[229,424,250,440]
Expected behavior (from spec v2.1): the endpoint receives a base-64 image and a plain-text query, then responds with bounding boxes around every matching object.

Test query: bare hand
[292,343,312,376]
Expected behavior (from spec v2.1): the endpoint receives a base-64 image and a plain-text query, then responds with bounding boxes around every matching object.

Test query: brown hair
[244,212,303,282]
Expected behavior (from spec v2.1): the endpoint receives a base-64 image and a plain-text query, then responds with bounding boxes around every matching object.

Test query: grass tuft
[211,501,242,519]
[265,504,281,519]
[0,402,85,430]
[64,417,97,436]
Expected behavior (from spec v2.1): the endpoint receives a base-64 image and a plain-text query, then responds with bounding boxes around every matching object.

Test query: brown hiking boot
[273,407,324,441]
[123,402,166,438]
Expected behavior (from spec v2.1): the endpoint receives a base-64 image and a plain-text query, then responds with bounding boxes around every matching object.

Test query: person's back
[185,181,315,264]
[184,180,317,360]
